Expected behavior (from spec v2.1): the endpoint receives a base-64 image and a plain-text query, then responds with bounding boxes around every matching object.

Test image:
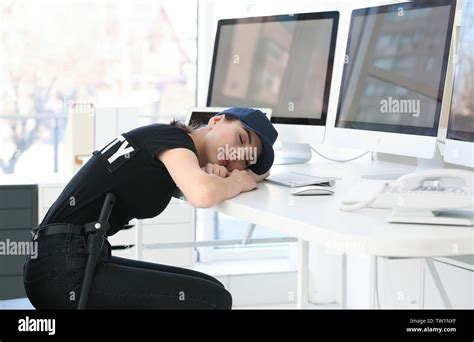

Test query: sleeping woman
[23,107,278,309]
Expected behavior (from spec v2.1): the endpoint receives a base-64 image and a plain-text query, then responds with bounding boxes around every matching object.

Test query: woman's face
[204,115,262,171]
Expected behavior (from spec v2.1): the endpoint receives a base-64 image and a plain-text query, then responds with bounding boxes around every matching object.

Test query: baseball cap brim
[240,121,274,175]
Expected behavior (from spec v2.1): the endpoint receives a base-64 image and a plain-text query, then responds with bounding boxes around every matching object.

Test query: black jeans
[23,232,232,309]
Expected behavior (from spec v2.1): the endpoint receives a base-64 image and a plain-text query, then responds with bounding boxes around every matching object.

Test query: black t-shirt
[41,124,197,236]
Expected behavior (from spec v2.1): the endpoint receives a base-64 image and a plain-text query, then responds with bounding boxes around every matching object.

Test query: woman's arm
[158,148,257,208]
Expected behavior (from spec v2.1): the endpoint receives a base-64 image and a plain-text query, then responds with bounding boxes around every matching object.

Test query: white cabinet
[137,198,196,268]
[228,272,296,307]
[64,103,95,175]
[376,257,423,309]
[94,106,139,151]
[37,181,68,224]
[373,256,473,309]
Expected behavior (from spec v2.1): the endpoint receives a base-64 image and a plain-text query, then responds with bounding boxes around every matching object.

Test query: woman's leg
[110,255,225,288]
[25,234,230,309]
[84,257,232,309]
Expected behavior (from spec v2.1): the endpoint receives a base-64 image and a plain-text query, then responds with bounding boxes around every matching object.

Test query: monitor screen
[447,0,474,142]
[207,12,339,125]
[335,0,456,136]
[188,110,219,126]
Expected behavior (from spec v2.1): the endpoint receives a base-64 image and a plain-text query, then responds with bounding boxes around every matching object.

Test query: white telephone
[340,169,474,226]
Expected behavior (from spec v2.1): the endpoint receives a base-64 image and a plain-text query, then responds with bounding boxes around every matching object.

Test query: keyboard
[266,172,336,188]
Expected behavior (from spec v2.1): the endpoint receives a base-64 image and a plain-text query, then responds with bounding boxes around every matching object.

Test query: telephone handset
[340,169,474,213]
[393,169,473,194]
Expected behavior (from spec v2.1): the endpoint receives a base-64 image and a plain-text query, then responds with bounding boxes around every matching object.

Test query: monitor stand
[362,147,445,181]
[273,142,312,165]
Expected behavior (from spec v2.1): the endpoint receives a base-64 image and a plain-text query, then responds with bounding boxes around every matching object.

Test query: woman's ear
[208,114,224,128]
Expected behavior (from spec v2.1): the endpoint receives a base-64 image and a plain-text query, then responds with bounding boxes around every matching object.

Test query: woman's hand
[228,169,258,192]
[247,170,270,183]
[201,163,229,178]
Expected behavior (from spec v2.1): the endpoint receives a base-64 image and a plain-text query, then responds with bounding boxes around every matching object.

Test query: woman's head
[172,108,278,175]
[204,114,263,172]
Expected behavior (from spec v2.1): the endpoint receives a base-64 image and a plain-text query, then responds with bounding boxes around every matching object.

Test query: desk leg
[369,255,379,309]
[297,239,309,309]
[425,258,453,309]
[341,253,347,309]
[136,221,143,261]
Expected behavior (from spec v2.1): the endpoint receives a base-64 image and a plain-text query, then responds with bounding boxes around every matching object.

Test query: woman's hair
[169,119,200,133]
[170,114,237,133]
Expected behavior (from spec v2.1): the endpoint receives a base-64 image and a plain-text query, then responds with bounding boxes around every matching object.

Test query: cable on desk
[339,182,389,212]
[310,146,371,163]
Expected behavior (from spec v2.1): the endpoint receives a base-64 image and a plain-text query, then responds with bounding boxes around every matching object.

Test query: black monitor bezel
[206,11,339,126]
[335,0,456,137]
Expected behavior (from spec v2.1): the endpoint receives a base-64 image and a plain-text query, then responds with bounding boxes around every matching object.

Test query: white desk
[213,156,474,308]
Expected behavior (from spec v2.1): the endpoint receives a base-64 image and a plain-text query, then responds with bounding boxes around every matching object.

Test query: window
[0,0,197,176]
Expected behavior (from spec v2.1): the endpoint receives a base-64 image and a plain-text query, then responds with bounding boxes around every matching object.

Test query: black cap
[215,107,278,175]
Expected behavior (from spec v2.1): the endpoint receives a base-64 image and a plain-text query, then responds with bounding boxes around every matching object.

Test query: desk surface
[3,160,473,257]
[215,156,474,257]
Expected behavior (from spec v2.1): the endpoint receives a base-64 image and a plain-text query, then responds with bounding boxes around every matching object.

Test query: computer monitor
[332,1,456,169]
[445,0,474,168]
[207,12,339,163]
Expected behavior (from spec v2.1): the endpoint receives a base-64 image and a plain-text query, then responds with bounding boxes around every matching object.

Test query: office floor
[0,298,341,310]
[0,298,34,310]
[235,303,340,309]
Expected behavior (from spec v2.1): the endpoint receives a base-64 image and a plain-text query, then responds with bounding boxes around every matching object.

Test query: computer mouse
[290,186,335,196]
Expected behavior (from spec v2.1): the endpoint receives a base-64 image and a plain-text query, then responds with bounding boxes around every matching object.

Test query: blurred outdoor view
[0,0,197,176]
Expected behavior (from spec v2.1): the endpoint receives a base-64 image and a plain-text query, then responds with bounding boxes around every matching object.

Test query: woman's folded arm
[158,148,257,208]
